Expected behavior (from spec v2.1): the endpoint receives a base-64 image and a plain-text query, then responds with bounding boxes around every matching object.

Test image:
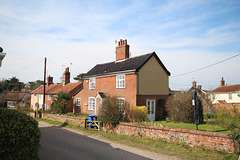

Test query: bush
[98,96,125,124]
[216,107,240,152]
[0,108,41,159]
[166,91,203,123]
[128,106,148,123]
[53,91,71,114]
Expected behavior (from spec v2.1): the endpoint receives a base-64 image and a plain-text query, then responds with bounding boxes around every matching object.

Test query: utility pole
[43,57,47,111]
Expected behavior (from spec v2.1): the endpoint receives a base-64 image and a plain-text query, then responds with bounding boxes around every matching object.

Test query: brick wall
[40,113,236,153]
[42,113,87,128]
[102,123,235,153]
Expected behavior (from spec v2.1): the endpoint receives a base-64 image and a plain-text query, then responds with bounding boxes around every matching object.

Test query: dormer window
[116,74,125,88]
[89,77,95,89]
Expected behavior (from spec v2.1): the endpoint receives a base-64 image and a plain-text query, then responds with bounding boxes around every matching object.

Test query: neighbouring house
[74,39,170,121]
[1,92,30,108]
[30,67,82,112]
[210,77,240,111]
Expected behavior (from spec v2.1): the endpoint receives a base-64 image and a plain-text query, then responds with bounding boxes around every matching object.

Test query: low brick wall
[42,113,87,128]
[102,123,236,153]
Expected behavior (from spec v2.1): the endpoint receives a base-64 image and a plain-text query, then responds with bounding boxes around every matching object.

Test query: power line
[13,58,44,75]
[172,53,240,77]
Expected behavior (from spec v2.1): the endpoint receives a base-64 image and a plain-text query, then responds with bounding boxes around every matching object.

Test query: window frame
[117,97,125,113]
[88,97,96,111]
[116,74,125,89]
[229,93,232,100]
[47,94,53,100]
[76,98,81,107]
[89,77,96,89]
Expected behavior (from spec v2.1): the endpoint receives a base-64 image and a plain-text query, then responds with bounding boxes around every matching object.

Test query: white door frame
[146,99,156,121]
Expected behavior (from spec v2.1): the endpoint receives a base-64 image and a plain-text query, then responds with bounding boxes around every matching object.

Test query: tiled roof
[217,100,227,104]
[31,82,82,95]
[84,52,170,77]
[212,84,240,93]
[1,92,27,101]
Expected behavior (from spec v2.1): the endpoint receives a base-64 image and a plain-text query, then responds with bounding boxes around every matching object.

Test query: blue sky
[0,0,239,90]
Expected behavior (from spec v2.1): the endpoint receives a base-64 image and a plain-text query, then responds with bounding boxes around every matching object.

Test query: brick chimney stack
[63,67,70,86]
[220,77,225,87]
[47,75,53,86]
[116,39,130,61]
[192,81,197,88]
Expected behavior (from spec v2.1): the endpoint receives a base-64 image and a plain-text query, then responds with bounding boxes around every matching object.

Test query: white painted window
[88,97,95,110]
[89,78,96,89]
[76,98,81,106]
[116,74,125,88]
[47,94,53,100]
[229,93,232,100]
[212,94,215,100]
[117,98,125,113]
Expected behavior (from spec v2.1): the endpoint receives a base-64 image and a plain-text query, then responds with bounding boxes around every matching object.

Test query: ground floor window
[76,98,81,106]
[88,97,95,110]
[117,97,125,113]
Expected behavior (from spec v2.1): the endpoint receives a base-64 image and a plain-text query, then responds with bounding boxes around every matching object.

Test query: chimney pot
[116,39,130,61]
[47,75,53,86]
[63,67,70,86]
[220,77,225,87]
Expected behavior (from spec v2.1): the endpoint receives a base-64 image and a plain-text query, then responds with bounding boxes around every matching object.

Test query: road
[39,121,180,160]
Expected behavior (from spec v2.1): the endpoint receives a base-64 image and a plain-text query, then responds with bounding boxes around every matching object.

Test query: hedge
[0,108,41,160]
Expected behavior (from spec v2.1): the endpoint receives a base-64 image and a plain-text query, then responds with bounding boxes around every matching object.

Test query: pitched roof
[31,82,82,95]
[84,52,170,77]
[1,92,27,101]
[212,84,240,93]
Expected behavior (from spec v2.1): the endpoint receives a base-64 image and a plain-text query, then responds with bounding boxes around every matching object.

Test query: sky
[0,0,240,90]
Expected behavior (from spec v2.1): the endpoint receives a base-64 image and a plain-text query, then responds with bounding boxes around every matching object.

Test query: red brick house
[31,67,82,112]
[74,39,170,121]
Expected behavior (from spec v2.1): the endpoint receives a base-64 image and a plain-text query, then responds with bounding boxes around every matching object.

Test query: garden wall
[41,113,86,128]
[102,123,235,153]
[40,113,236,153]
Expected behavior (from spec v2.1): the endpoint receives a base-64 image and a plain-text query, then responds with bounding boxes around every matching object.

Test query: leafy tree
[74,73,85,82]
[29,80,44,91]
[53,91,71,114]
[0,77,24,92]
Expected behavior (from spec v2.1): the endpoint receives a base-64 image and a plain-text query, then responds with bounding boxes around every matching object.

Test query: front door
[146,99,155,121]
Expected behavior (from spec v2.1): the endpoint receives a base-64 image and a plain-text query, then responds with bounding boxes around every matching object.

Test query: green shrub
[216,107,240,152]
[0,108,41,160]
[53,91,71,114]
[128,106,148,123]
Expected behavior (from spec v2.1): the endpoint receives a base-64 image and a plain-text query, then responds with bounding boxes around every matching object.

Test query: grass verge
[39,119,239,160]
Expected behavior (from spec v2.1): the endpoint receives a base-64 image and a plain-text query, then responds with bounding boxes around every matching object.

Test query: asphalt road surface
[39,121,180,160]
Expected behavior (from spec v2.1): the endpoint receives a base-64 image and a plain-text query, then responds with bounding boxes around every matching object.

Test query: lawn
[138,120,229,133]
